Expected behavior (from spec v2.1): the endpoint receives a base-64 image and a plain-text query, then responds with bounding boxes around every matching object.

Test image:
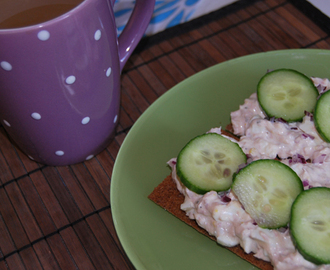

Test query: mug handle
[117,0,155,72]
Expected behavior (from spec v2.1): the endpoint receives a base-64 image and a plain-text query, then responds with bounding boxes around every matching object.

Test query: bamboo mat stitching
[0,0,329,266]
[0,167,113,263]
[0,205,110,262]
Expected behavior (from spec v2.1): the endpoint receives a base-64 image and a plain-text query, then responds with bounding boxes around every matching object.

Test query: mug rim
[0,0,90,33]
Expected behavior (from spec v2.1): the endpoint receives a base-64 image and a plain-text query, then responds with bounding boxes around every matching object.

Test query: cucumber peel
[314,90,330,142]
[290,187,330,265]
[257,69,318,122]
[176,133,246,194]
[232,159,303,229]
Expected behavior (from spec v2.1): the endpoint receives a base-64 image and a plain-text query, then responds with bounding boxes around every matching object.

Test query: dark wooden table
[0,0,329,269]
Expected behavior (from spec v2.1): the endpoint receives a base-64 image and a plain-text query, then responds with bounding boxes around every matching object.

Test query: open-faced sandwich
[149,69,330,270]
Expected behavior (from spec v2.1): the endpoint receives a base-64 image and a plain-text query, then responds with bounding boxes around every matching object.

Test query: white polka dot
[3,120,11,127]
[94,29,101,40]
[81,117,90,125]
[37,30,50,41]
[31,112,41,120]
[1,61,12,71]
[65,75,76,84]
[55,150,64,156]
[86,155,94,160]
[113,114,118,123]
[106,67,111,77]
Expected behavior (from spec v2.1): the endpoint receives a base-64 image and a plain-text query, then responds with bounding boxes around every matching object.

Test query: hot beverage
[0,1,82,29]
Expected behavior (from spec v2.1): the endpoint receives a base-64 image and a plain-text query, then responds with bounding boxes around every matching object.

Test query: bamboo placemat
[0,0,329,269]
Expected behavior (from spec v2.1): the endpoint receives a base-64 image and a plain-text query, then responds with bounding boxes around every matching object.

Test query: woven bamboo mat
[0,0,329,269]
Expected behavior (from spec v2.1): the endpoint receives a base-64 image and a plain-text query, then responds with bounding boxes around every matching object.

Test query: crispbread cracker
[148,128,273,270]
[148,175,273,270]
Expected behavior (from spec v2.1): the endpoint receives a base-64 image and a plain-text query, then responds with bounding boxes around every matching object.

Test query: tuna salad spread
[168,70,330,270]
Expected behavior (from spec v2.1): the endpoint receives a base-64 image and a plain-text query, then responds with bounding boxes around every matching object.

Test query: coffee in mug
[0,0,83,29]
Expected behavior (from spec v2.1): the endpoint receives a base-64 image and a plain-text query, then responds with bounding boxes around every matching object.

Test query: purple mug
[0,0,155,165]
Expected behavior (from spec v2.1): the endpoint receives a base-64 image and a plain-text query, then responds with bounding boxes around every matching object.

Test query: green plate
[111,49,330,269]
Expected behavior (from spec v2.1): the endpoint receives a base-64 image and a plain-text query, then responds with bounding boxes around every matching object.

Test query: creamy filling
[169,77,330,270]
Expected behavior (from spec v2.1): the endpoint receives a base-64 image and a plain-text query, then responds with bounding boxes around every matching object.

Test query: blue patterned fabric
[114,0,236,36]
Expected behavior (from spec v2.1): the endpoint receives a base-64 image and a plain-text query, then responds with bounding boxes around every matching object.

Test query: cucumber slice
[257,69,318,122]
[176,133,246,194]
[290,187,330,265]
[232,159,303,229]
[314,90,330,142]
